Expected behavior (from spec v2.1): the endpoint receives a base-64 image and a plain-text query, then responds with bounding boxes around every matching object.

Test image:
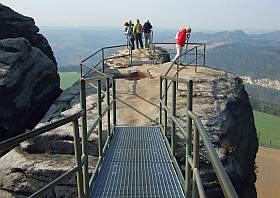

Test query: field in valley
[59,72,80,90]
[254,111,280,149]
[256,147,280,198]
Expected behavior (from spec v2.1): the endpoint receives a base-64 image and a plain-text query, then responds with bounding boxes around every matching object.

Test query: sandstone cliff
[0,4,57,65]
[0,48,258,197]
[0,5,61,141]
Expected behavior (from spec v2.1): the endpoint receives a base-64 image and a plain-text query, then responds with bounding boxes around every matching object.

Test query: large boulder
[0,3,57,65]
[0,79,102,197]
[0,38,61,141]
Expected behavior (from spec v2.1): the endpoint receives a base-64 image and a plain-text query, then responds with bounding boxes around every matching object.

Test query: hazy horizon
[2,0,280,32]
[39,25,279,34]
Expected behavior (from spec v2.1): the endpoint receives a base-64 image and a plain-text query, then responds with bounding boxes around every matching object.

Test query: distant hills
[191,30,280,49]
[206,42,280,80]
[41,27,280,81]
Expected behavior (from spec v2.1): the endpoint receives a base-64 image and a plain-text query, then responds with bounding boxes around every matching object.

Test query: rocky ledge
[0,38,61,141]
[0,48,258,197]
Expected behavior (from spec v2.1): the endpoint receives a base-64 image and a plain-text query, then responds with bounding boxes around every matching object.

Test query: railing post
[164,78,168,137]
[97,80,103,157]
[152,43,156,65]
[106,78,111,138]
[184,43,188,63]
[80,63,83,78]
[176,64,179,90]
[185,80,193,198]
[129,48,132,66]
[159,76,163,127]
[112,77,117,128]
[195,47,198,72]
[171,80,177,157]
[102,48,105,73]
[192,125,199,198]
[203,44,206,66]
[80,79,89,197]
[73,119,84,198]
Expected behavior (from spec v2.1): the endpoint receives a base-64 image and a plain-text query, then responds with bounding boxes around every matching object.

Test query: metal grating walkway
[90,126,184,198]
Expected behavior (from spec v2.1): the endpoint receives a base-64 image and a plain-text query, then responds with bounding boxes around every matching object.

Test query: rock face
[0,4,57,65]
[0,38,61,141]
[0,47,257,197]
[0,4,61,141]
[105,48,170,68]
[0,78,103,197]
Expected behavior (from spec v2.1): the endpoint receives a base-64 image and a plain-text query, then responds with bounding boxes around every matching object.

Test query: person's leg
[136,34,140,49]
[144,33,148,48]
[147,33,151,48]
[178,45,183,63]
[172,44,180,63]
[131,37,135,50]
[139,33,144,49]
[145,33,150,48]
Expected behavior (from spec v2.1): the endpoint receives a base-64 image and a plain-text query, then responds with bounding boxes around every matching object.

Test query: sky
[1,0,280,32]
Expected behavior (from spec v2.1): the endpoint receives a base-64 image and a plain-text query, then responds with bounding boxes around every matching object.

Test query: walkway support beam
[171,80,177,157]
[80,78,89,197]
[185,79,193,197]
[97,80,103,157]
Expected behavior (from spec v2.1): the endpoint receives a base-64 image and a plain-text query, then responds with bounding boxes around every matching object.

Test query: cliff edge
[0,48,258,197]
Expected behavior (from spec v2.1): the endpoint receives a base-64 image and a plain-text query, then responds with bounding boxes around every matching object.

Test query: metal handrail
[159,75,238,198]
[0,111,83,153]
[81,44,131,78]
[79,74,117,197]
[0,111,85,198]
[188,111,239,198]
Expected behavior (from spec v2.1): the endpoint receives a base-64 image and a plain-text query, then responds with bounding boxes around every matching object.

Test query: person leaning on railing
[172,27,192,64]
[143,20,153,49]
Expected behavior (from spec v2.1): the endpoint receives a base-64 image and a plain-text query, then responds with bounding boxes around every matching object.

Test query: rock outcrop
[0,4,57,65]
[0,38,61,141]
[0,4,61,141]
[0,46,258,197]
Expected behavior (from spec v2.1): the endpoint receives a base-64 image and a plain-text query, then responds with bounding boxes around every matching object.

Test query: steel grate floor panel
[90,126,184,198]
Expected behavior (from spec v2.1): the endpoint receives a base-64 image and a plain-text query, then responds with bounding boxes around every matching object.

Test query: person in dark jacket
[143,20,153,49]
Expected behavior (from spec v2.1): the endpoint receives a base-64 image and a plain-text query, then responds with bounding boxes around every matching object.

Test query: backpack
[134,24,142,34]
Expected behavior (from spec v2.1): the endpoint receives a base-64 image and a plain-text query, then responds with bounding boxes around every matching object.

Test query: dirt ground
[256,147,280,198]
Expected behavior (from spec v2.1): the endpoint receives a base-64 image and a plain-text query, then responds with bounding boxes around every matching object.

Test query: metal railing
[81,44,132,76]
[152,42,206,72]
[159,75,238,198]
[79,64,117,196]
[0,111,86,198]
[0,38,239,197]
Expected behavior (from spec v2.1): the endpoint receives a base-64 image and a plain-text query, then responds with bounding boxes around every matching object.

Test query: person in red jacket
[172,27,191,63]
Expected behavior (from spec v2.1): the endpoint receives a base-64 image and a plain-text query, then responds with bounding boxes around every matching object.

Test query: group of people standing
[124,20,192,65]
[124,19,153,50]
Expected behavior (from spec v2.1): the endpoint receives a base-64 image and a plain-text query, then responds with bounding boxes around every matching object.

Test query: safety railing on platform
[79,64,117,197]
[0,39,238,198]
[0,111,87,198]
[159,75,238,198]
[152,42,206,71]
[81,44,132,76]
